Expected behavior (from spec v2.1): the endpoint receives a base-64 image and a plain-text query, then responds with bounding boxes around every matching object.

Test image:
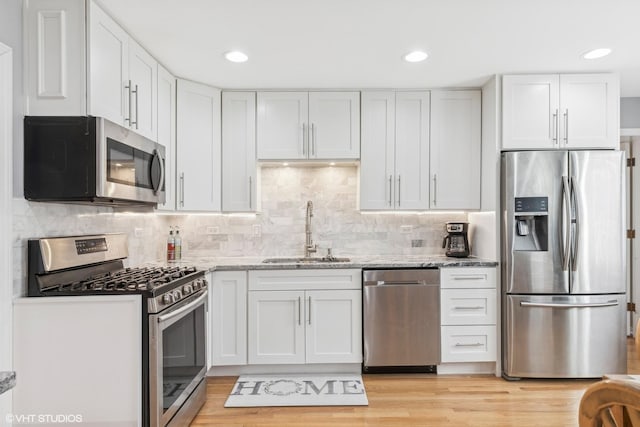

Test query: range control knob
[183,284,193,295]
[162,293,174,305]
[173,290,183,300]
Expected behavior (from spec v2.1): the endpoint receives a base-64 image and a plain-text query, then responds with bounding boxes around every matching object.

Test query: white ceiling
[97,0,640,96]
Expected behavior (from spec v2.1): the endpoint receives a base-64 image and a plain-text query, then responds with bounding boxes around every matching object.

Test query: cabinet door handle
[564,109,569,144]
[454,342,484,347]
[302,123,307,156]
[249,176,252,210]
[453,306,485,310]
[433,174,438,206]
[124,80,132,125]
[180,172,185,207]
[131,84,139,129]
[552,109,559,144]
[388,175,393,207]
[311,123,316,157]
[308,297,312,325]
[397,175,401,207]
[298,296,302,325]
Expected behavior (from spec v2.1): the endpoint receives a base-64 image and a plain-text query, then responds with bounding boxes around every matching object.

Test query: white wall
[0,43,13,423]
[0,0,23,198]
[1,1,23,417]
[621,97,640,130]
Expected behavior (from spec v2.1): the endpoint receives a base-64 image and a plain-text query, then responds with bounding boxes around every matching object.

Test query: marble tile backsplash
[12,166,467,295]
[12,198,166,296]
[164,166,466,259]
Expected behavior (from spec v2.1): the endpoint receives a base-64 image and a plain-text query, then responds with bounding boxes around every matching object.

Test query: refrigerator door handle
[570,176,580,272]
[561,176,571,271]
[520,300,619,309]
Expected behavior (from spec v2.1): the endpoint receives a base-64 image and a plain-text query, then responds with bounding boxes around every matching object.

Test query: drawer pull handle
[454,342,484,347]
[453,306,485,310]
[452,275,487,281]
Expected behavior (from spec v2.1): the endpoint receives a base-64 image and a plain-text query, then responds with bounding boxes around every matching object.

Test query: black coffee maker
[442,221,470,257]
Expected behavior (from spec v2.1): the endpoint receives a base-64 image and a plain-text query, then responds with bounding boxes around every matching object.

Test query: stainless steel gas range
[27,233,208,427]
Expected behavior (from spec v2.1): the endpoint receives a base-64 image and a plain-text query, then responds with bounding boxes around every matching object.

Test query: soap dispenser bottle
[174,227,182,261]
[167,227,175,262]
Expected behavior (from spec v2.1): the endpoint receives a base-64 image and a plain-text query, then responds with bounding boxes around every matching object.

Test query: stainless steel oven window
[149,290,207,426]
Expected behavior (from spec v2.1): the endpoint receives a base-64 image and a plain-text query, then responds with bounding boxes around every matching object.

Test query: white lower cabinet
[441,325,497,363]
[440,267,498,364]
[210,271,247,366]
[247,269,362,365]
[13,295,141,425]
[248,290,305,364]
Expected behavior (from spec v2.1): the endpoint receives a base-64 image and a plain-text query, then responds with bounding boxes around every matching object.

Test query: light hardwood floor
[191,339,639,426]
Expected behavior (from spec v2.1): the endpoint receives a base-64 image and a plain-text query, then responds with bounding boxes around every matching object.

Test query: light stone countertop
[0,371,16,395]
[157,255,498,272]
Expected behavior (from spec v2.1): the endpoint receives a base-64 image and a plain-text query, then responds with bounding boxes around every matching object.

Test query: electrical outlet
[253,224,262,237]
[134,227,145,237]
[206,226,219,235]
[401,225,413,233]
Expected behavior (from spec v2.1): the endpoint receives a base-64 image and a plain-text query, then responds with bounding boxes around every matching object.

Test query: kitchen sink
[262,257,351,264]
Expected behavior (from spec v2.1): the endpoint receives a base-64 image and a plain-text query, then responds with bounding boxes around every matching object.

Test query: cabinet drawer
[441,289,497,326]
[440,267,496,289]
[248,269,361,291]
[441,325,497,363]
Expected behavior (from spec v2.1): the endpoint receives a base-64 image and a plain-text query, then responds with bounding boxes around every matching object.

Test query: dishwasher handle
[364,280,437,286]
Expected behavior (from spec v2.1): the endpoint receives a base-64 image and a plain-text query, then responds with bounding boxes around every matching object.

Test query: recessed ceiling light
[582,48,612,59]
[225,51,248,63]
[403,51,428,63]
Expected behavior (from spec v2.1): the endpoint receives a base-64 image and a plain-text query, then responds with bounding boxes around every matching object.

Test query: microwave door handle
[151,150,164,195]
[157,150,165,195]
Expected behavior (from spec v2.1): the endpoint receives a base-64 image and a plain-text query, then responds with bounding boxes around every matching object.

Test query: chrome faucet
[305,200,317,258]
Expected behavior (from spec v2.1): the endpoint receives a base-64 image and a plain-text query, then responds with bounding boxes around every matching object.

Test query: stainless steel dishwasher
[363,269,440,373]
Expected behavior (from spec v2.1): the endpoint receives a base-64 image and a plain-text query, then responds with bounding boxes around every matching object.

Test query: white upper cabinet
[360,91,430,210]
[88,2,157,140]
[559,74,619,149]
[222,92,257,212]
[25,0,158,140]
[24,0,87,116]
[176,79,221,211]
[257,91,360,160]
[308,92,360,159]
[156,64,176,211]
[430,90,481,210]
[394,91,431,210]
[360,91,395,209]
[502,73,619,150]
[127,39,157,140]
[88,2,129,126]
[257,92,307,159]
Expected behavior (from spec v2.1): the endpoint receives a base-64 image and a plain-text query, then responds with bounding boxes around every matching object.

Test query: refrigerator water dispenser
[513,197,548,251]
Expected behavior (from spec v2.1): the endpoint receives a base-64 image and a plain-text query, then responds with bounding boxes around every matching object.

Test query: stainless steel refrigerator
[501,150,627,379]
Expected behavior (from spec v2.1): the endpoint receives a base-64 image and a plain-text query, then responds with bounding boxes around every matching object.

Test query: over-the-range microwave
[24,116,165,207]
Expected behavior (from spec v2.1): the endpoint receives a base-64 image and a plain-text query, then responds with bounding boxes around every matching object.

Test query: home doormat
[224,374,369,407]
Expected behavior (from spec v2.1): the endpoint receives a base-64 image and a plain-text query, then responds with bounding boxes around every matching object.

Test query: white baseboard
[207,363,362,377]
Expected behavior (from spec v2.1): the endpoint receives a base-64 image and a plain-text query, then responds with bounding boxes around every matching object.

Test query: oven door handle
[157,290,207,327]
